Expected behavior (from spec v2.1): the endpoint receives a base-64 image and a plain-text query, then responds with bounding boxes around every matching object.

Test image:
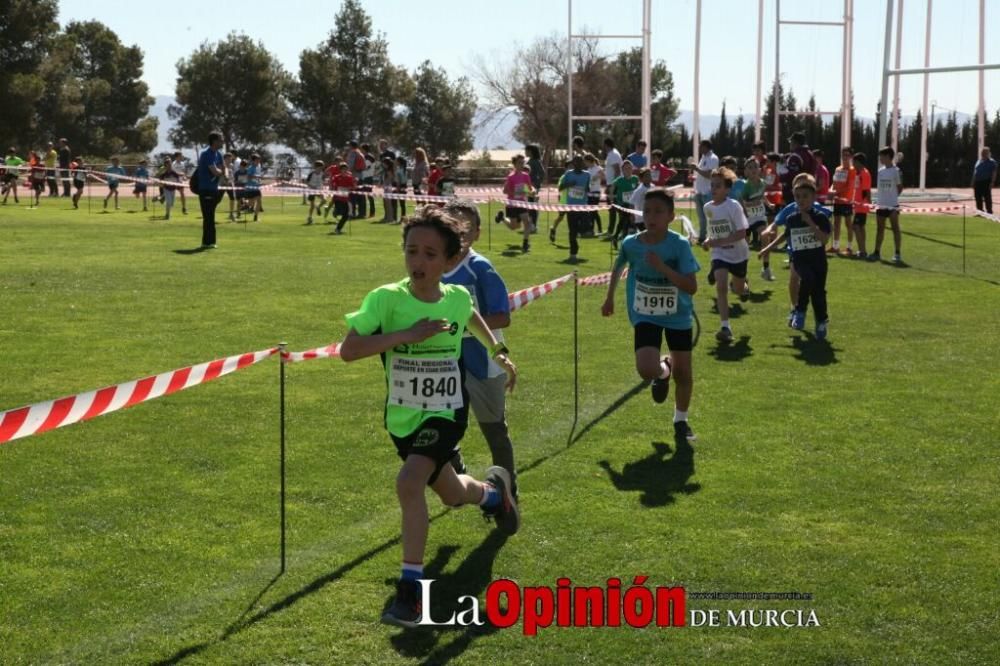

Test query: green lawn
[1,194,998,664]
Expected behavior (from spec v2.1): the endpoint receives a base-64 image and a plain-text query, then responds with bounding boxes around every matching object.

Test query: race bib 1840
[633,281,678,316]
[389,357,463,411]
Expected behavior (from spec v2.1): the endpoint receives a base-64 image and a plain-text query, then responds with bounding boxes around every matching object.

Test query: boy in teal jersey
[340,206,520,628]
[602,189,701,443]
[103,156,125,210]
[133,159,149,211]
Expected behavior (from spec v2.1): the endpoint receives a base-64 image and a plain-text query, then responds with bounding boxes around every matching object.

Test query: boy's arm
[466,311,517,391]
[646,258,697,295]
[758,229,787,256]
[601,254,628,315]
[339,319,449,362]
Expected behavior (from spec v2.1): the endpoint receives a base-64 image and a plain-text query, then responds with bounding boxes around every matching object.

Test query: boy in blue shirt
[441,200,519,497]
[602,189,701,443]
[559,154,592,263]
[133,159,149,212]
[759,174,832,339]
[103,156,125,210]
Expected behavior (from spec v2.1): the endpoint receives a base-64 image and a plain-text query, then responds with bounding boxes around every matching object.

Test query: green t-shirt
[5,156,25,167]
[345,279,473,437]
[613,175,639,204]
[740,178,768,222]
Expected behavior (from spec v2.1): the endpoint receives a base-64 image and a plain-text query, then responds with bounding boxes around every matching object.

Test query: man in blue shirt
[197,132,225,249]
[626,140,648,168]
[559,154,592,263]
[972,147,997,215]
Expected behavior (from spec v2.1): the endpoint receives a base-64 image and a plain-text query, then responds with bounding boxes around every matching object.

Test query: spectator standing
[196,132,225,248]
[972,147,997,215]
[58,138,72,196]
[44,142,58,196]
[688,139,719,242]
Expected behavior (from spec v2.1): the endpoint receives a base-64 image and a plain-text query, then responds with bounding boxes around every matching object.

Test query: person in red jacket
[327,162,357,234]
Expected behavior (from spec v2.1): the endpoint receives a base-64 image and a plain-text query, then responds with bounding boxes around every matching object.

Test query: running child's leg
[396,455,436,564]
[874,214,887,256]
[890,210,902,258]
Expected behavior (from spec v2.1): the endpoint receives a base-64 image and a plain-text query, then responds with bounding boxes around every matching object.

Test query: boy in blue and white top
[103,156,125,210]
[441,200,519,497]
[133,159,149,211]
[602,189,700,444]
[700,167,750,343]
[871,146,904,264]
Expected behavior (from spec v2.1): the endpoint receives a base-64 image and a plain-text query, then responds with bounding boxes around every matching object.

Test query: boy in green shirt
[611,160,639,247]
[2,148,24,204]
[340,206,520,628]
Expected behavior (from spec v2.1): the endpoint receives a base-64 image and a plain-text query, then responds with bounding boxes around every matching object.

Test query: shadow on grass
[905,264,1000,286]
[901,229,964,249]
[745,289,774,304]
[599,439,700,507]
[567,380,647,447]
[388,531,509,665]
[172,247,211,255]
[770,332,841,366]
[707,335,753,362]
[500,244,527,257]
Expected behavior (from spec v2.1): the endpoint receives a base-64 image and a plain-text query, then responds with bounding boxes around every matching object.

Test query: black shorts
[852,213,867,226]
[133,184,147,194]
[634,322,694,353]
[2,173,17,185]
[32,181,44,192]
[107,182,119,191]
[748,219,767,233]
[710,259,748,279]
[506,205,529,219]
[73,179,85,191]
[876,208,898,220]
[390,416,467,485]
[833,204,853,217]
[307,194,323,202]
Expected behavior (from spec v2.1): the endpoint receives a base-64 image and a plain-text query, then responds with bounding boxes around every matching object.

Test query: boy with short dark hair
[305,160,326,225]
[871,146,904,263]
[104,156,124,210]
[340,206,519,628]
[133,159,149,211]
[329,162,356,234]
[759,174,832,340]
[602,189,700,443]
[701,167,750,343]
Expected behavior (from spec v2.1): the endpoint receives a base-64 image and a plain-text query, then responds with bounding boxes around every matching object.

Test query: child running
[339,206,519,628]
[495,154,534,253]
[759,174,832,339]
[701,167,750,343]
[304,160,326,225]
[103,156,124,210]
[601,189,700,443]
[871,146,904,264]
[441,200,519,498]
[133,159,149,211]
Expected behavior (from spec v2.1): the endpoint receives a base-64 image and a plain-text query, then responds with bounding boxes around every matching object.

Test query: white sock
[673,409,688,423]
[659,361,670,379]
[832,241,839,249]
[721,320,730,329]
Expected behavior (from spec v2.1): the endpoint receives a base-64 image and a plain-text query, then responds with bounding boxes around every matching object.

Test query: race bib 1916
[633,281,679,316]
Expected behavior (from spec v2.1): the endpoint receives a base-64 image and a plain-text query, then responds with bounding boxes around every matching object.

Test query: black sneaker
[494,211,504,224]
[483,466,519,535]
[549,227,556,243]
[715,326,733,343]
[674,420,696,442]
[707,270,716,286]
[650,356,671,404]
[522,239,530,253]
[382,579,422,628]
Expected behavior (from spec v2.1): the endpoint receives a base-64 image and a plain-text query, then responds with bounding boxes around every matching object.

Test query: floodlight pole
[773,0,780,153]
[878,0,894,153]
[694,0,702,162]
[641,0,651,156]
[977,0,986,153]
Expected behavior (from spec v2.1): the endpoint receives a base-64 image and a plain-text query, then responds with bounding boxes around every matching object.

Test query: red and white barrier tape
[281,343,342,364]
[284,274,576,364]
[508,273,574,311]
[0,347,278,444]
[577,270,628,287]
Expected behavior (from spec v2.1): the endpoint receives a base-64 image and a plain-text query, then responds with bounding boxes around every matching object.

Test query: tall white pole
[755,0,764,143]
[878,0,894,151]
[891,0,903,152]
[920,0,932,191]
[642,0,651,156]
[567,0,573,156]
[978,0,986,152]
[774,0,781,153]
[841,0,849,148]
[844,0,854,147]
[693,0,702,164]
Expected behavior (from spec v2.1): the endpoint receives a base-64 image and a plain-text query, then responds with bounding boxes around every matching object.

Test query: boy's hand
[700,238,713,250]
[495,355,517,392]
[645,251,666,271]
[601,297,615,317]
[403,318,450,343]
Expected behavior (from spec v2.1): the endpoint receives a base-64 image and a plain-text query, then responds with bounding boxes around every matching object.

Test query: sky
[59,0,1000,125]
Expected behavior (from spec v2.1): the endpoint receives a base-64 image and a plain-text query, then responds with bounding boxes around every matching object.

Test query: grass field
[1,194,999,665]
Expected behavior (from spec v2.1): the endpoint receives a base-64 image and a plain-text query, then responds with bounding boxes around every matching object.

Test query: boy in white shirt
[701,167,750,343]
[304,160,327,225]
[870,146,904,264]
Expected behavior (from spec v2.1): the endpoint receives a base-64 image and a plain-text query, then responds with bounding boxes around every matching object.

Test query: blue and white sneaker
[790,310,806,330]
[815,320,829,340]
